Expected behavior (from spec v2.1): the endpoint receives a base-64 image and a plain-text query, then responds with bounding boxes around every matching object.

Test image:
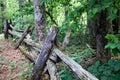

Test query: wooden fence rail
[7,24,99,80]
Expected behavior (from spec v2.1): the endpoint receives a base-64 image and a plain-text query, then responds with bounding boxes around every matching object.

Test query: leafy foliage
[19,60,33,80]
[105,34,120,56]
[0,0,120,79]
[87,59,120,80]
[58,64,77,80]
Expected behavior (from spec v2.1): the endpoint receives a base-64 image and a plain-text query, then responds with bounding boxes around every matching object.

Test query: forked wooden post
[31,27,59,80]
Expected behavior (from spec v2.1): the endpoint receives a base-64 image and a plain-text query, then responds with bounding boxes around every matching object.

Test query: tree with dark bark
[95,9,111,62]
[87,0,113,62]
[1,2,8,39]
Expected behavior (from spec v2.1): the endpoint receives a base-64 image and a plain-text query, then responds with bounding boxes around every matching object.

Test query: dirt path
[0,39,30,80]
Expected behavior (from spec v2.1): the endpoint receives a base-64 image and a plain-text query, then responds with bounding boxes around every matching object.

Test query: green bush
[105,34,120,56]
[87,60,120,80]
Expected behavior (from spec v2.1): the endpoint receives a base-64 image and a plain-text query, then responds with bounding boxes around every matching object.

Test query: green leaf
[92,8,98,15]
[105,42,117,49]
[108,59,114,67]
[94,61,100,67]
[114,65,120,72]
[105,34,118,42]
[98,65,104,72]
[101,76,107,80]
[117,44,120,50]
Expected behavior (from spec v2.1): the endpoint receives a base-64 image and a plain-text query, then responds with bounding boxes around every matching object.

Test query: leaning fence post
[31,27,59,80]
[14,26,30,49]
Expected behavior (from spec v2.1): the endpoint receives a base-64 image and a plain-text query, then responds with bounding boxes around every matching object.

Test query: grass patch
[0,56,8,65]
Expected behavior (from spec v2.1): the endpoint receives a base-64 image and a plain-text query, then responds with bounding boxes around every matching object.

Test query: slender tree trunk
[1,2,8,39]
[33,0,46,42]
[87,19,96,48]
[87,0,97,48]
[96,9,111,62]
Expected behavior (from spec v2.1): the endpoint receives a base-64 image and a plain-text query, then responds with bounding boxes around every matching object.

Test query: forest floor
[0,38,30,80]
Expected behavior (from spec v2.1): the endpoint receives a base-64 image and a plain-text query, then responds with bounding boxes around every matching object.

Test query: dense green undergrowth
[87,59,120,80]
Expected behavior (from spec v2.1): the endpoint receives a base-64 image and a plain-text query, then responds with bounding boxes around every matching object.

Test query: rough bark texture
[88,19,97,48]
[14,26,30,49]
[47,60,61,80]
[54,49,98,80]
[96,9,111,62]
[33,0,46,42]
[3,19,8,39]
[31,27,59,80]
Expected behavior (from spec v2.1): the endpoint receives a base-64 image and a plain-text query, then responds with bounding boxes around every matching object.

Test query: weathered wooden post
[14,26,30,49]
[31,27,59,80]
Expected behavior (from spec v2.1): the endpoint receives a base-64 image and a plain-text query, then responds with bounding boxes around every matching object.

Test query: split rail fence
[4,23,98,80]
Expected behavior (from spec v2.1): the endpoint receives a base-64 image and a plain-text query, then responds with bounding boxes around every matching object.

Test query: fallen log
[54,49,98,80]
[31,27,59,80]
[14,26,30,49]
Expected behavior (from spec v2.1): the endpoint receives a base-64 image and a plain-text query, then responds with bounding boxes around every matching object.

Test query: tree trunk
[96,9,111,62]
[87,0,97,49]
[1,2,8,39]
[33,0,46,42]
[87,19,97,49]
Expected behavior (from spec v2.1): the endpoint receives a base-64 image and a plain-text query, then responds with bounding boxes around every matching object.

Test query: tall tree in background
[96,9,111,62]
[1,1,8,39]
[87,0,112,62]
[33,0,46,42]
